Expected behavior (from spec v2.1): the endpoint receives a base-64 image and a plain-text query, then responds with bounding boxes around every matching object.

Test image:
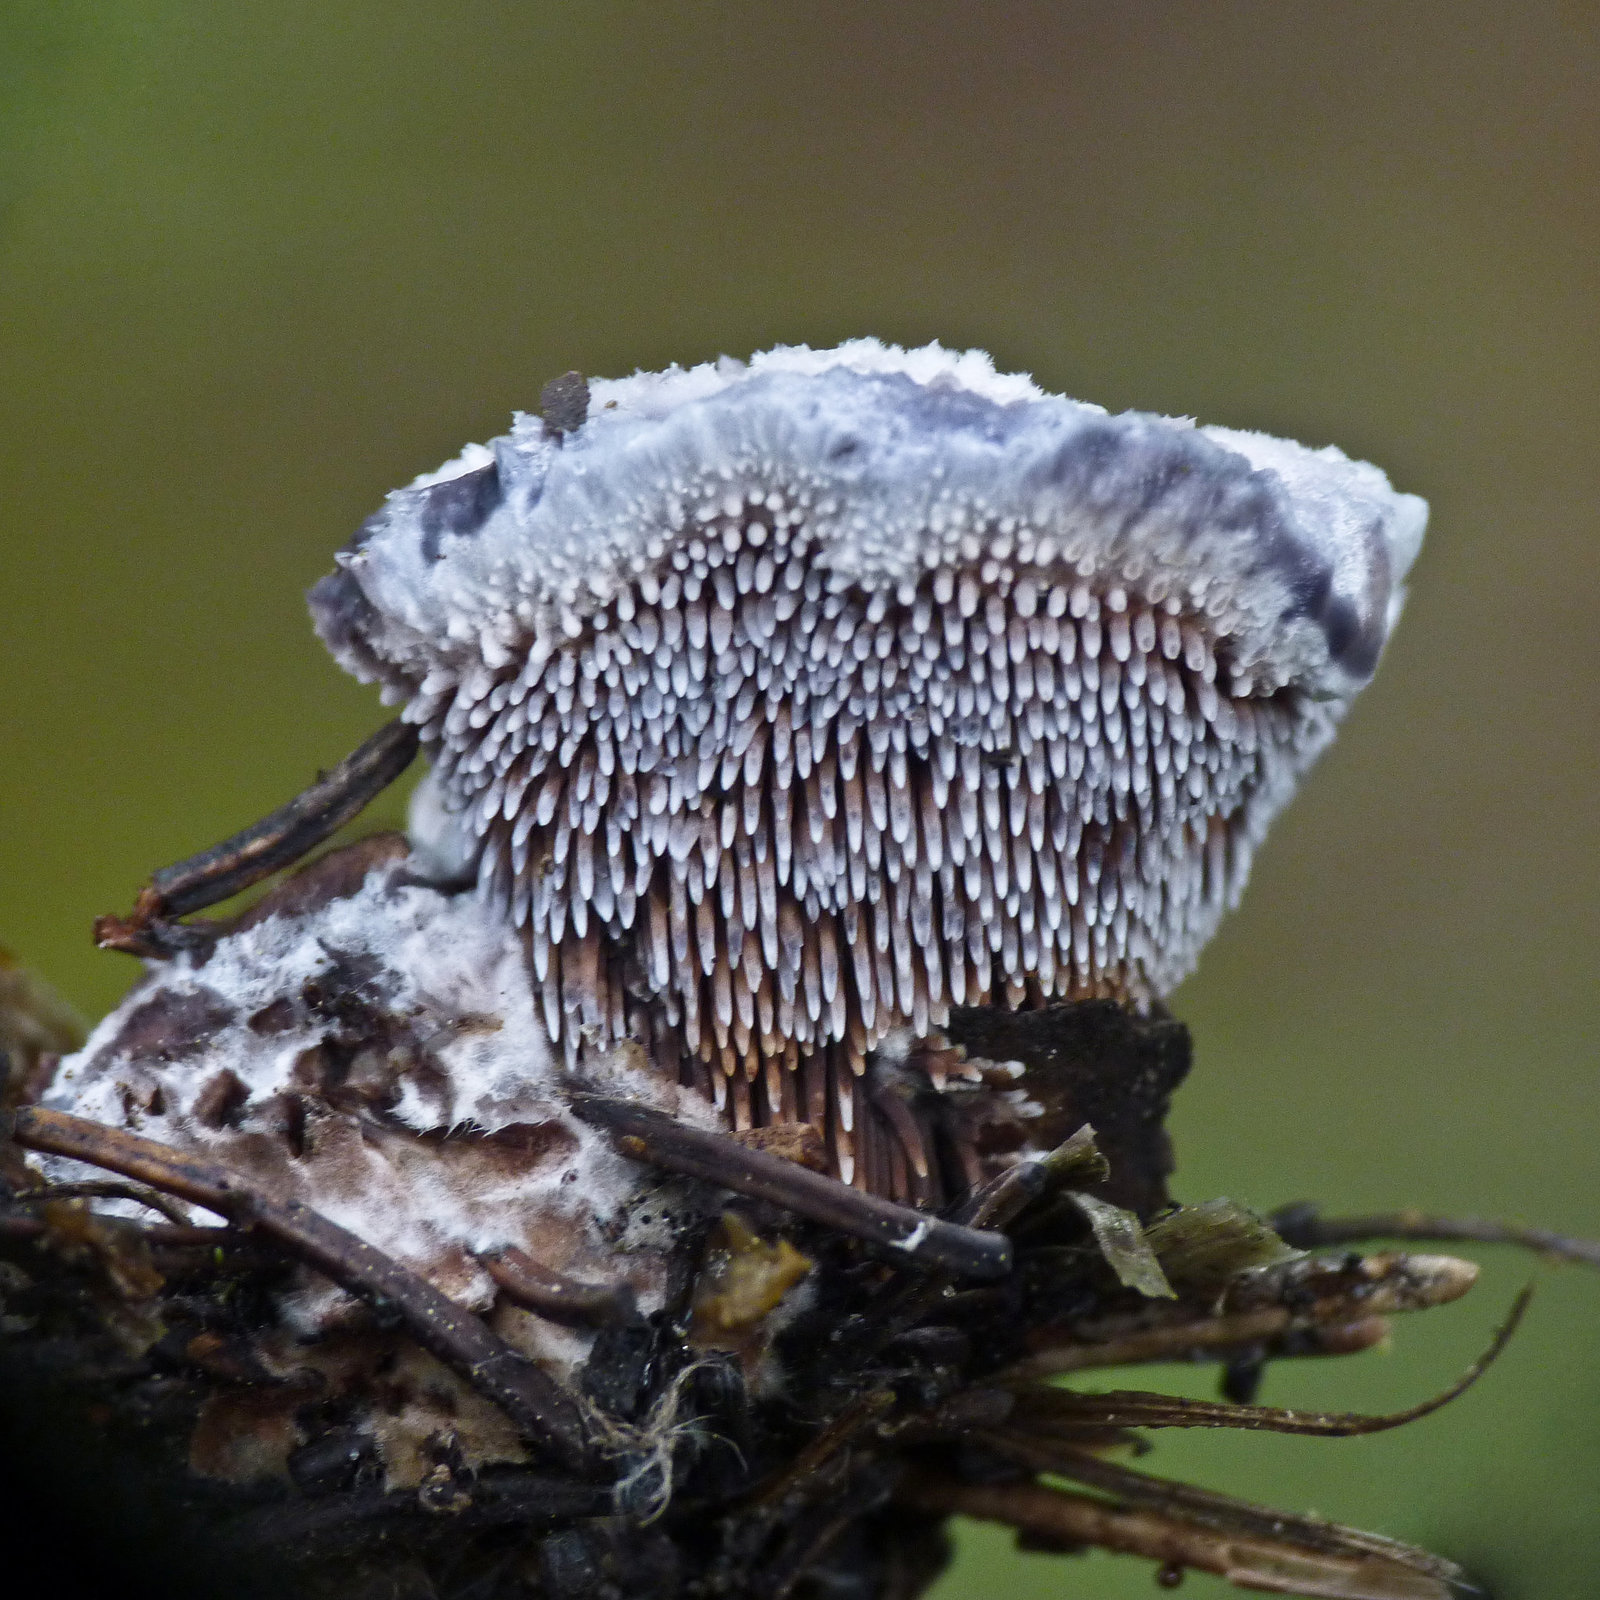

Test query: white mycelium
[46,856,705,1364]
[311,340,1425,1181]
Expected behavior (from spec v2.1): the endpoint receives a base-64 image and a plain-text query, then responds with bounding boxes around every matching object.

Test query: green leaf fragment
[1039,1122,1112,1188]
[1144,1199,1302,1297]
[1068,1192,1176,1299]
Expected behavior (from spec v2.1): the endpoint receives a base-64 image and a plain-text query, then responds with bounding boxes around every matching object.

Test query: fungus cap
[310,340,1425,1185]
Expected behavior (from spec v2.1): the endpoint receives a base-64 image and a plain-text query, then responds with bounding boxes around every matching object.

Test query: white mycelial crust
[44,864,704,1360]
[310,340,1425,1177]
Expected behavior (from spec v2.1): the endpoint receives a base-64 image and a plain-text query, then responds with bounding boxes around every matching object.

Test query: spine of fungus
[417,549,1315,1172]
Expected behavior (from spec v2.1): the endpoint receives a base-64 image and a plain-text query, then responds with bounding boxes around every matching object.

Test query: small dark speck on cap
[540,371,590,437]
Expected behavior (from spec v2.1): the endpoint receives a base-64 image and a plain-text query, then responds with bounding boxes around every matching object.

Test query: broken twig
[95,719,418,955]
[1007,1285,1530,1438]
[1003,1249,1481,1381]
[480,1245,637,1328]
[1273,1201,1600,1270]
[568,1092,1011,1281]
[976,1435,1464,1585]
[897,1472,1453,1599]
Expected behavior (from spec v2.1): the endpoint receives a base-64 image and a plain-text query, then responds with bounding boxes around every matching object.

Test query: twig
[851,1127,1111,1365]
[10,1179,196,1228]
[948,1125,1106,1230]
[0,1211,239,1251]
[1007,1286,1529,1437]
[1223,1249,1480,1315]
[897,1473,1455,1599]
[1273,1202,1600,1270]
[975,1434,1463,1583]
[747,1389,896,1514]
[480,1245,636,1327]
[947,1157,1051,1231]
[1003,1249,1481,1381]
[568,1092,1011,1281]
[8,1105,596,1471]
[95,719,419,955]
[765,1496,877,1600]
[1002,1305,1356,1380]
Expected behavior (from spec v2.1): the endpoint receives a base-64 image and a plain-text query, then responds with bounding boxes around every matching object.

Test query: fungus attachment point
[310,340,1426,1193]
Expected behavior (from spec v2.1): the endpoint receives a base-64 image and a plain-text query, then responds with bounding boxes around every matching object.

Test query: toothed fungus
[9,345,1551,1600]
[310,341,1424,1193]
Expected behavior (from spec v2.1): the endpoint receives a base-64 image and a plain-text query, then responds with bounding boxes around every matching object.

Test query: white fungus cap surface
[310,340,1425,1179]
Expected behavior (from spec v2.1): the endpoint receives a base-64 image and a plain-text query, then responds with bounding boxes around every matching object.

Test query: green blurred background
[2,3,1596,1594]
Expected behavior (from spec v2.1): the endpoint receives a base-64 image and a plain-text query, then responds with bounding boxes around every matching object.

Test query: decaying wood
[7,1104,595,1471]
[986,1435,1466,1581]
[3,962,1583,1600]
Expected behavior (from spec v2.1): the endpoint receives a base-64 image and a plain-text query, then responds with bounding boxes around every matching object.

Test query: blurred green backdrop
[2,4,1597,1595]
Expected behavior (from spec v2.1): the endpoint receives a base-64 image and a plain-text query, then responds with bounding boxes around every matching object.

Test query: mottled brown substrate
[2,950,1484,1600]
